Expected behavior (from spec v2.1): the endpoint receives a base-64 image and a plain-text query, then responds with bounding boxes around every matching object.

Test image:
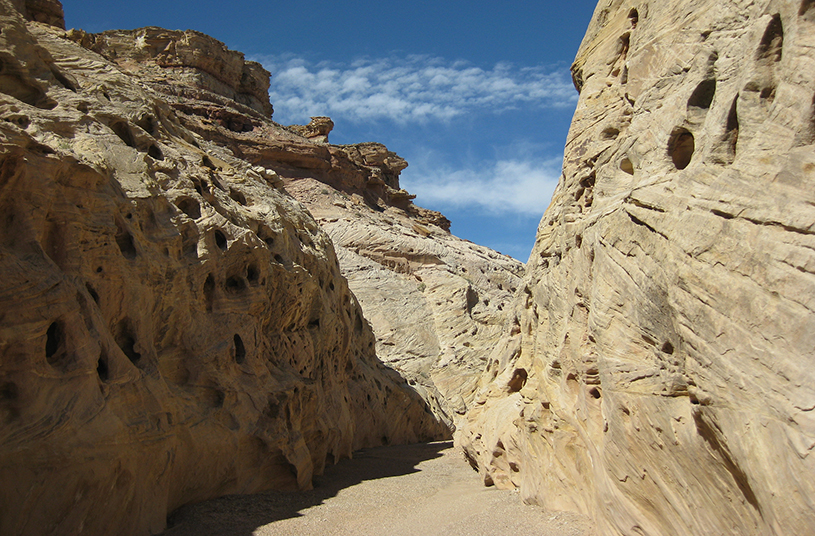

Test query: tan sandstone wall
[76,24,526,431]
[0,3,446,535]
[459,1,815,535]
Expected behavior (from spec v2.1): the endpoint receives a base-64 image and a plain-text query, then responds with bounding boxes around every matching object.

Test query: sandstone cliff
[74,28,525,431]
[0,3,448,535]
[459,1,815,535]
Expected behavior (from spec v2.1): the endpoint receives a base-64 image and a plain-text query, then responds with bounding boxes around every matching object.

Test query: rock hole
[589,387,602,399]
[720,94,740,162]
[175,197,201,219]
[49,66,77,92]
[147,144,163,160]
[136,114,158,136]
[214,229,227,250]
[247,264,259,283]
[611,32,631,77]
[579,172,596,189]
[575,234,583,248]
[225,275,246,293]
[602,127,620,140]
[110,121,136,149]
[229,188,247,205]
[628,8,639,27]
[329,281,335,291]
[202,155,216,169]
[757,14,784,63]
[45,321,63,365]
[0,57,56,109]
[233,334,246,364]
[661,341,675,354]
[191,179,204,196]
[711,209,735,220]
[759,86,776,105]
[211,177,226,193]
[620,157,634,175]
[5,114,30,128]
[618,33,631,61]
[801,0,815,20]
[114,218,137,259]
[668,127,694,170]
[85,283,100,304]
[687,78,716,111]
[507,368,528,393]
[466,287,479,312]
[308,317,321,329]
[96,351,109,382]
[115,321,141,366]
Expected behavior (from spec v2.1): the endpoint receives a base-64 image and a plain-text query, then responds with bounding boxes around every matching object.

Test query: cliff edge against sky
[460,1,815,535]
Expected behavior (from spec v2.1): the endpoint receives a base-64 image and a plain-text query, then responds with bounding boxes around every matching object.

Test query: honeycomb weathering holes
[757,14,783,63]
[668,127,695,170]
[688,78,717,110]
[507,368,528,393]
[175,197,201,219]
[213,229,227,250]
[45,321,62,365]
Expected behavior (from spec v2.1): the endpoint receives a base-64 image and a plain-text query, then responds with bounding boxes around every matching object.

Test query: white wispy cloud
[257,55,576,124]
[402,156,563,216]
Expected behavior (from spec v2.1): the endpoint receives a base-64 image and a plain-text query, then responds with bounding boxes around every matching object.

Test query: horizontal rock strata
[459,1,815,535]
[0,3,447,535]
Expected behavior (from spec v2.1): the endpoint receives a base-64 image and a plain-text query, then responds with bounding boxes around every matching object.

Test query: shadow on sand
[161,440,452,536]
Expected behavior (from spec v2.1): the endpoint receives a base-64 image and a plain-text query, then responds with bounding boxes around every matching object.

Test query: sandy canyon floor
[162,441,594,536]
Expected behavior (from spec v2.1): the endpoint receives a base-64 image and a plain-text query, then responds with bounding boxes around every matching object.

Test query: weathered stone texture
[290,178,525,430]
[80,25,525,431]
[459,1,815,535]
[0,3,446,535]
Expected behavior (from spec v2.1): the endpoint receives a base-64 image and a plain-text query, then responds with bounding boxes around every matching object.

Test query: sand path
[163,441,594,536]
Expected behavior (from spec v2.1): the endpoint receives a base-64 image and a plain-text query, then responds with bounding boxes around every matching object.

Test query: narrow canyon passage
[162,442,594,536]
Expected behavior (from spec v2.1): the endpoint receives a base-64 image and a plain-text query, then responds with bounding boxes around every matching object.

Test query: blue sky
[62,1,599,260]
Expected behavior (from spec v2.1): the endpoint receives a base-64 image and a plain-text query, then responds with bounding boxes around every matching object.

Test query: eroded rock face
[78,25,525,431]
[459,1,815,535]
[289,180,524,429]
[0,3,446,535]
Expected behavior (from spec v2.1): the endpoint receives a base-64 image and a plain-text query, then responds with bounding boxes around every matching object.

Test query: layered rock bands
[460,1,815,535]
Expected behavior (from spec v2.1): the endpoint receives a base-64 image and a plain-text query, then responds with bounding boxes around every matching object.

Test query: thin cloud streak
[402,157,563,216]
[258,55,577,124]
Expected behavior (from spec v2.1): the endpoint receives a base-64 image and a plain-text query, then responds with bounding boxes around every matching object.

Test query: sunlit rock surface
[459,1,815,535]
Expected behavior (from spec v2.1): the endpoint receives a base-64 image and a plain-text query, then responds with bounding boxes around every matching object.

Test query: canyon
[1,0,814,535]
